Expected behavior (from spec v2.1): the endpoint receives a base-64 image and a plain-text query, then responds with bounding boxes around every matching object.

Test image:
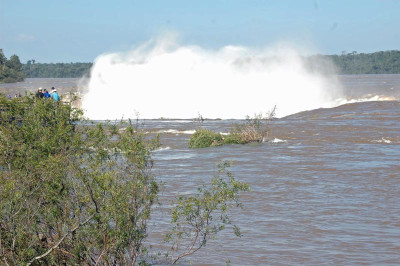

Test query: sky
[0,0,399,63]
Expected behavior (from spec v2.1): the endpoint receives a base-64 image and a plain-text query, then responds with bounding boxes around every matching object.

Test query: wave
[158,120,193,123]
[155,129,196,134]
[154,146,171,151]
[334,95,397,106]
[371,138,392,144]
[269,138,287,144]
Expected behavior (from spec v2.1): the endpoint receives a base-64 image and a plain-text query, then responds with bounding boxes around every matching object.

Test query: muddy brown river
[146,100,399,265]
[1,75,399,265]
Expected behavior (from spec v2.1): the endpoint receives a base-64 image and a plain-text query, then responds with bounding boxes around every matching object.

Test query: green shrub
[189,108,276,148]
[223,133,245,144]
[188,128,223,148]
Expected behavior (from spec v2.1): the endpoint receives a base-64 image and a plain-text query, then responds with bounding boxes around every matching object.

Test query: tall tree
[6,55,23,71]
[0,50,25,83]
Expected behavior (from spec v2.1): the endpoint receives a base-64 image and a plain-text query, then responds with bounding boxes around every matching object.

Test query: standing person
[36,88,44,99]
[43,89,51,99]
[51,88,60,101]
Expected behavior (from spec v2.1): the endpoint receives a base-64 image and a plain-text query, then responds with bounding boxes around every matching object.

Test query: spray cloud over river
[82,37,344,119]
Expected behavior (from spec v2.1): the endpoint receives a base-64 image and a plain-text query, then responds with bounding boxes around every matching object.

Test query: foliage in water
[188,128,224,148]
[189,107,276,148]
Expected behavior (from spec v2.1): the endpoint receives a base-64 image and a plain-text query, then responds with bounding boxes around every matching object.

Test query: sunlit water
[1,75,399,264]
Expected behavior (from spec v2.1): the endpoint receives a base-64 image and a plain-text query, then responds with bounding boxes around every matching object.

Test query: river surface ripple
[146,100,400,265]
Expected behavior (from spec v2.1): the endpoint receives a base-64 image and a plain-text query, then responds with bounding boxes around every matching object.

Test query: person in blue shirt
[43,89,51,99]
[51,88,60,101]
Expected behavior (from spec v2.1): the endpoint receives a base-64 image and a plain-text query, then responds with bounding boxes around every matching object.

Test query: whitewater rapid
[82,38,344,119]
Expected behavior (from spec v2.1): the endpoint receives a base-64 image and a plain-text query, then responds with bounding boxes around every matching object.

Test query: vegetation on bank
[308,50,400,74]
[331,50,400,74]
[23,62,92,78]
[0,95,249,265]
[189,109,275,148]
[0,49,25,83]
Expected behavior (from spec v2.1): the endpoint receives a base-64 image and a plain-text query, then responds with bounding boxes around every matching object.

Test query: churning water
[81,39,345,119]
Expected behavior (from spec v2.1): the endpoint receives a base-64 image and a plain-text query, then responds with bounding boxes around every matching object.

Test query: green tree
[0,50,25,83]
[6,55,23,72]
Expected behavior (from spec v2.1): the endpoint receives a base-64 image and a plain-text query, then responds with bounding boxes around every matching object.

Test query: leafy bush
[188,128,223,148]
[0,96,159,264]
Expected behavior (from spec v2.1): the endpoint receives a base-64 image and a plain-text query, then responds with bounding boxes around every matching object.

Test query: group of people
[36,87,60,101]
[6,93,22,99]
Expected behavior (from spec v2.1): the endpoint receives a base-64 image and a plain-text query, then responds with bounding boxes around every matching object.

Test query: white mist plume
[82,36,343,119]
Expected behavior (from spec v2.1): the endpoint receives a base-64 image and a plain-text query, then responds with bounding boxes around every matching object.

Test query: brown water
[1,76,399,264]
[144,99,400,265]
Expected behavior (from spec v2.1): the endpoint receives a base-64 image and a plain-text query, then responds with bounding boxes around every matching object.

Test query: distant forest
[22,61,92,78]
[326,50,400,74]
[2,49,399,80]
[0,49,25,83]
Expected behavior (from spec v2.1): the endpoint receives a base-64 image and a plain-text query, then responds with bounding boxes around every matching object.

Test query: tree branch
[26,213,95,266]
[171,208,212,265]
[0,230,10,266]
[171,229,206,266]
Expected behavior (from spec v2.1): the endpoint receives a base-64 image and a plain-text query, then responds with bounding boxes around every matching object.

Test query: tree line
[23,61,92,78]
[0,49,24,83]
[319,50,400,74]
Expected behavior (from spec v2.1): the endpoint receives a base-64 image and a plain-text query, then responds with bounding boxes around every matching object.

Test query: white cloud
[16,34,35,42]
